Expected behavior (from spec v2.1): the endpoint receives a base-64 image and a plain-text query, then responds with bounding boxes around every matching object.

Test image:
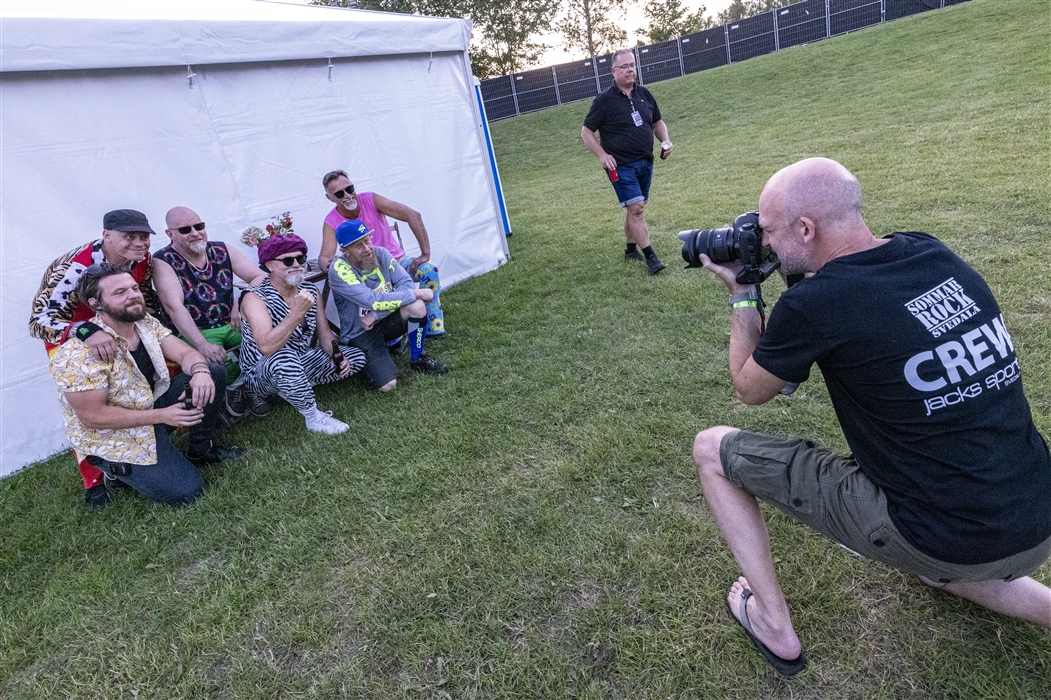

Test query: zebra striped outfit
[240,278,365,412]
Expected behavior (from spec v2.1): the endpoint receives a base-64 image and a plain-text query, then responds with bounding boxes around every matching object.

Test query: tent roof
[1,0,472,73]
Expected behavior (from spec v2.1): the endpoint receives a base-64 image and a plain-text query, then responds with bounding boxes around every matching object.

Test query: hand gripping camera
[677,211,781,285]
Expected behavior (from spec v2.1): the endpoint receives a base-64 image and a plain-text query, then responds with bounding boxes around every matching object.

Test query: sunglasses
[275,254,307,267]
[173,222,207,234]
[332,184,355,200]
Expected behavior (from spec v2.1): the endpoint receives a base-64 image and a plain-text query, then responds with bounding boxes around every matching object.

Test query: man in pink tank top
[318,170,447,337]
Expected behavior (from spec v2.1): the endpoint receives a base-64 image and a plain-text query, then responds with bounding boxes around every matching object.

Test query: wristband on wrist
[732,300,758,309]
[191,369,211,375]
[728,287,759,306]
[189,362,208,372]
[75,321,103,341]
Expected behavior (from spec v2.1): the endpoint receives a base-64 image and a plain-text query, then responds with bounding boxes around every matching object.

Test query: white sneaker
[304,409,349,435]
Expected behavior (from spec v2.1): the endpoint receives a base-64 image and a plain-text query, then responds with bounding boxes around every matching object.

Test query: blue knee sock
[408,318,426,361]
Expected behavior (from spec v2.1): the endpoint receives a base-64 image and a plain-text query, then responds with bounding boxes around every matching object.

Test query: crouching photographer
[688,157,1051,676]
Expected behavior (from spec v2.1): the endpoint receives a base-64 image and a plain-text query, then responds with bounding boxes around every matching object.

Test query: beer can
[607,168,619,182]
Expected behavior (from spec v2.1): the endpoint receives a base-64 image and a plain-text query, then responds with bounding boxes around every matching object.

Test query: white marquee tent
[0,0,510,476]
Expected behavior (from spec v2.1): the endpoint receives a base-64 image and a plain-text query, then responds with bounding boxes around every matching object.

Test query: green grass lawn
[3,1,1049,697]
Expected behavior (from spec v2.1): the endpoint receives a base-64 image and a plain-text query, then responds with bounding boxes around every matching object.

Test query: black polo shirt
[583,83,662,164]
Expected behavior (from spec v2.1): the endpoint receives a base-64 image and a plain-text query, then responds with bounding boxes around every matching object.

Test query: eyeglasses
[172,222,206,234]
[332,184,355,200]
[613,63,636,70]
[275,254,306,267]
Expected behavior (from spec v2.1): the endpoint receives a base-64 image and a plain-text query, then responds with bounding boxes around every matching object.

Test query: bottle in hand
[183,385,194,410]
[331,339,345,371]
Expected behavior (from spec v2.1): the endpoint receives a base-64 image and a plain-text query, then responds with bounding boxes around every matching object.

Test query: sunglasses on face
[332,184,355,200]
[275,254,307,267]
[173,222,207,234]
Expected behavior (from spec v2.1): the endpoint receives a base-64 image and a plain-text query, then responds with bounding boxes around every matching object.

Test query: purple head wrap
[257,234,308,269]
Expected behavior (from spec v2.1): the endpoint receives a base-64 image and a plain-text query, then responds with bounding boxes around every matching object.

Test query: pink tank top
[324,191,405,259]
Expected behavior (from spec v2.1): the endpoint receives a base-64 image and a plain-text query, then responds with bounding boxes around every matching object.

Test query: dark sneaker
[84,482,114,510]
[187,443,247,466]
[388,335,409,356]
[646,254,666,275]
[625,248,646,262]
[84,474,125,510]
[410,353,449,375]
[248,390,270,417]
[225,387,246,417]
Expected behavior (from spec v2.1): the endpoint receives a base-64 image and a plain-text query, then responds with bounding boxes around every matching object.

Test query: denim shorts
[611,159,653,207]
[720,429,1051,583]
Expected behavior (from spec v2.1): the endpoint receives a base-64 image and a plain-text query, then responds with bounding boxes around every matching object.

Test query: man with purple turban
[238,234,365,434]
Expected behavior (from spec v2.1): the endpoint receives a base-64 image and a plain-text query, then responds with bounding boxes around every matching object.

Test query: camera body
[678,211,781,285]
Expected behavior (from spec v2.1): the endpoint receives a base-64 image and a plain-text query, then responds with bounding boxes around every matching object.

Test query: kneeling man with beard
[238,234,365,434]
[49,264,246,509]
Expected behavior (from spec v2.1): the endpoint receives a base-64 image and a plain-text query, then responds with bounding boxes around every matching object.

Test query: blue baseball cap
[335,219,370,247]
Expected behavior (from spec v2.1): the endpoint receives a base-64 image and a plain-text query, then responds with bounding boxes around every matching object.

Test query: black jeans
[93,366,225,506]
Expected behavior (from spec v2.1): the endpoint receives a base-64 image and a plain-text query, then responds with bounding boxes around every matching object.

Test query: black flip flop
[727,587,807,676]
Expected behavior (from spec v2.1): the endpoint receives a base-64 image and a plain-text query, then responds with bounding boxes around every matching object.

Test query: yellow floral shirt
[49,315,172,465]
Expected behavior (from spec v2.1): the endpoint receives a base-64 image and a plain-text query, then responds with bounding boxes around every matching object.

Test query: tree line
[310,1,787,79]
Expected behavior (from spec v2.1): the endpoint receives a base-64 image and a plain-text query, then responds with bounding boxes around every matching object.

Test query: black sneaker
[84,474,125,510]
[625,248,645,262]
[187,443,247,466]
[84,483,114,510]
[248,390,270,417]
[646,254,666,275]
[388,335,409,356]
[410,353,449,375]
[225,387,246,417]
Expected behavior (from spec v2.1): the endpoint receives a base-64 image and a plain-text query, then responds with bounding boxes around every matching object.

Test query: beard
[774,238,812,277]
[284,269,306,287]
[100,299,147,323]
[186,239,207,255]
[356,250,379,271]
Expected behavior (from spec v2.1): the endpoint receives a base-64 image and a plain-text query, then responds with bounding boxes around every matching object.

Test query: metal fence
[480,0,968,121]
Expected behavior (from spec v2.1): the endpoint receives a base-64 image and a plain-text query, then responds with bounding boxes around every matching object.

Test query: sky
[295,0,737,69]
[538,0,736,65]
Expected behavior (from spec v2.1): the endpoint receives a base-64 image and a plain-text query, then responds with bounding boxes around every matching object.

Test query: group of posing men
[31,171,449,510]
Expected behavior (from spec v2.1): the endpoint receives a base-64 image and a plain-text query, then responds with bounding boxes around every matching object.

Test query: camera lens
[679,226,736,268]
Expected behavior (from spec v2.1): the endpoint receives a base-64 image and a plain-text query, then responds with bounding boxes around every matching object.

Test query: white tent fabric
[0,0,510,476]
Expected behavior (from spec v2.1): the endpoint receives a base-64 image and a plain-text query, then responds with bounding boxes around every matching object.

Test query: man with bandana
[238,234,365,434]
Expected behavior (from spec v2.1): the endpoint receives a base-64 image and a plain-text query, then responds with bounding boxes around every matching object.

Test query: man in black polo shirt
[692,157,1051,675]
[582,48,673,275]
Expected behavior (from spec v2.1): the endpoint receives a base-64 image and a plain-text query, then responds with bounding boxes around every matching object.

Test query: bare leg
[921,576,1051,628]
[624,201,650,248]
[695,426,802,660]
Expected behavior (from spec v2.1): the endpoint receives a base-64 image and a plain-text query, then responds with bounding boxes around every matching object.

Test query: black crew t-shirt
[583,84,662,164]
[753,231,1051,564]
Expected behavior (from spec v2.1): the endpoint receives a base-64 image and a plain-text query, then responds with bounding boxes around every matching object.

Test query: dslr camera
[678,211,780,285]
